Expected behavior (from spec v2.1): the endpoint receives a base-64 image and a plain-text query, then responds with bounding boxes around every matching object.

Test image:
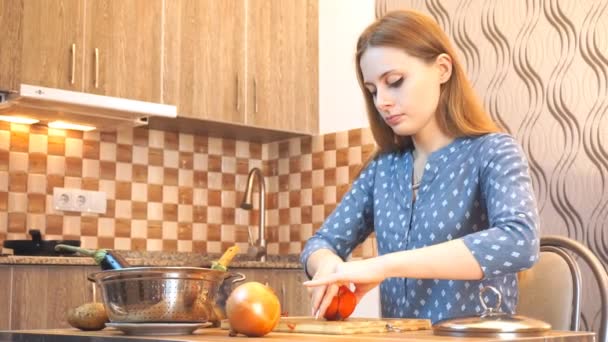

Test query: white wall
[351,285,381,318]
[319,0,375,134]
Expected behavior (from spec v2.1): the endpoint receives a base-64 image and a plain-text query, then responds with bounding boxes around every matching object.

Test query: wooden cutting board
[221,316,431,335]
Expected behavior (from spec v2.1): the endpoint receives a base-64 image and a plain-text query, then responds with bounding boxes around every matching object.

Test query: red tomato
[323,285,356,321]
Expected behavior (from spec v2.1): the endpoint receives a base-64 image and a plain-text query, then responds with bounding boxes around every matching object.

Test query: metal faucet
[239,167,266,262]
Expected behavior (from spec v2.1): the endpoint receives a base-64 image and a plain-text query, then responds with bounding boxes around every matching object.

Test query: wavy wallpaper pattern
[378,0,607,335]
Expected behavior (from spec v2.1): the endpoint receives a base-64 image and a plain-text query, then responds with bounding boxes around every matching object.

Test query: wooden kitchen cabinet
[0,267,11,330]
[20,0,84,92]
[84,0,162,102]
[0,265,97,330]
[163,0,245,123]
[164,0,318,135]
[20,0,162,103]
[247,0,318,133]
[0,0,24,93]
[231,268,312,317]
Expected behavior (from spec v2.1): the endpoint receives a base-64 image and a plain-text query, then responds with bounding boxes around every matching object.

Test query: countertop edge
[0,254,303,269]
[0,328,597,342]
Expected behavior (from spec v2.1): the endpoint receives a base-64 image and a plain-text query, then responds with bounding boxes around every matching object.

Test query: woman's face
[360,46,445,137]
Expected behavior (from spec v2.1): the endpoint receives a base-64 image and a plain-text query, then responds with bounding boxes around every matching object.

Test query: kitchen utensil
[2,229,80,256]
[433,285,551,338]
[88,267,228,323]
[105,322,210,336]
[221,316,431,335]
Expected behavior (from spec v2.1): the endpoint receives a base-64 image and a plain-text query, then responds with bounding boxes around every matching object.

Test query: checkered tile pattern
[265,128,378,257]
[0,121,378,258]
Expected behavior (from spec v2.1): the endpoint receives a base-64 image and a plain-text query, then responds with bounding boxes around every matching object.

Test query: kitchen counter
[0,256,312,329]
[0,252,302,269]
[0,327,595,342]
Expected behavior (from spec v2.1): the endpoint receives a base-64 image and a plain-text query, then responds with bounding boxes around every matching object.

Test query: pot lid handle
[479,286,502,316]
[432,285,552,336]
[28,229,42,243]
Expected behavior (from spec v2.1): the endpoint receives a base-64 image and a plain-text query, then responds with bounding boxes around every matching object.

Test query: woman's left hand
[303,257,386,307]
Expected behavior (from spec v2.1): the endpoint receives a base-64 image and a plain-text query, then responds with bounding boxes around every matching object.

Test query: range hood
[0,84,177,131]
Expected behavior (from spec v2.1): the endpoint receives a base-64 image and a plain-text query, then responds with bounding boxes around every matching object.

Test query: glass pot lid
[433,286,551,338]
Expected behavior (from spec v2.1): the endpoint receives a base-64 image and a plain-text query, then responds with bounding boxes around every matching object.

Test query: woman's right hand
[306,256,386,319]
[307,257,344,319]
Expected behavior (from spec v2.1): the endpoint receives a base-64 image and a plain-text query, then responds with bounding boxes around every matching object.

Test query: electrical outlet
[53,187,107,214]
[53,189,72,211]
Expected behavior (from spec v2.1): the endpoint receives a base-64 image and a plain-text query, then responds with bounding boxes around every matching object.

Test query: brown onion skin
[226,281,281,337]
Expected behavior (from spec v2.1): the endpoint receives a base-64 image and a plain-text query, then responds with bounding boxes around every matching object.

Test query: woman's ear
[436,53,453,84]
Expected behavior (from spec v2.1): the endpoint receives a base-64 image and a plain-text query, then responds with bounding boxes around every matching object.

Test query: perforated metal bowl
[88,267,227,323]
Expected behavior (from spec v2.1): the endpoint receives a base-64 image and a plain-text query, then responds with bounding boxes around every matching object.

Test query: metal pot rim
[88,266,228,283]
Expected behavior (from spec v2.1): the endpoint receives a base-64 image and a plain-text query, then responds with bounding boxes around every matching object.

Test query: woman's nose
[376,91,394,111]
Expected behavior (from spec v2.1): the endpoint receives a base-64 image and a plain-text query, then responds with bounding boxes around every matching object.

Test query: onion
[226,281,281,337]
[324,285,356,321]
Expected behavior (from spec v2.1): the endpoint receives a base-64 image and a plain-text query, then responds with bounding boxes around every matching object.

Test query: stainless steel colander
[88,267,227,323]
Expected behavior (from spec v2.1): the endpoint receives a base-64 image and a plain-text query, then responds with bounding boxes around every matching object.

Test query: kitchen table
[0,327,595,341]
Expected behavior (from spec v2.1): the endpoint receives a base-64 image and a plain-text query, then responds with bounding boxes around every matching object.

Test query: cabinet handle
[281,283,286,303]
[70,43,76,84]
[94,48,100,88]
[235,74,240,111]
[92,282,97,303]
[253,77,258,113]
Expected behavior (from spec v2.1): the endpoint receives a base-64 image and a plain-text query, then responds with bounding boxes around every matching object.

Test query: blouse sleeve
[299,156,379,278]
[462,134,540,279]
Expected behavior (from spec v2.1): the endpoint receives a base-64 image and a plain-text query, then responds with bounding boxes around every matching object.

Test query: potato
[66,302,109,331]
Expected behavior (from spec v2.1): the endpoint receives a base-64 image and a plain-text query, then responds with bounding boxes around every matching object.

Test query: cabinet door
[0,266,11,329]
[0,0,23,92]
[279,269,312,317]
[21,0,84,91]
[164,0,245,122]
[247,0,318,134]
[9,265,94,329]
[45,266,92,328]
[84,0,162,102]
[10,266,48,329]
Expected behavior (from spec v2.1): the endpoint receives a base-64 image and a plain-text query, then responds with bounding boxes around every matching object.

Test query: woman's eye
[388,77,404,88]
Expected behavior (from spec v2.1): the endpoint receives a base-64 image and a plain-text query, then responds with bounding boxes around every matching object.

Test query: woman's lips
[384,114,404,126]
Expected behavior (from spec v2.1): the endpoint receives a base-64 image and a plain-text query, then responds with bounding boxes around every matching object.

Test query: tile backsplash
[0,121,378,257]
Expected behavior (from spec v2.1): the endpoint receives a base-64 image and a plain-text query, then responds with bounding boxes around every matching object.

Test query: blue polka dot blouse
[300,133,540,323]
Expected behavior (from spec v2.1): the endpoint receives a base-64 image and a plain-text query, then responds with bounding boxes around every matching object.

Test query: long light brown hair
[356,10,500,154]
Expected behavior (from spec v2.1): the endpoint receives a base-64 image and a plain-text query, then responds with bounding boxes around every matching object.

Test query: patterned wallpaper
[377,0,608,334]
[0,121,378,258]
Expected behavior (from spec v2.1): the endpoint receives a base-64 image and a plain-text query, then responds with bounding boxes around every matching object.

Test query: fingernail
[315,311,319,320]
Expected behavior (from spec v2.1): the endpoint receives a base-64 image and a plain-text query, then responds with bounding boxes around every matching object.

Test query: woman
[301,9,539,323]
